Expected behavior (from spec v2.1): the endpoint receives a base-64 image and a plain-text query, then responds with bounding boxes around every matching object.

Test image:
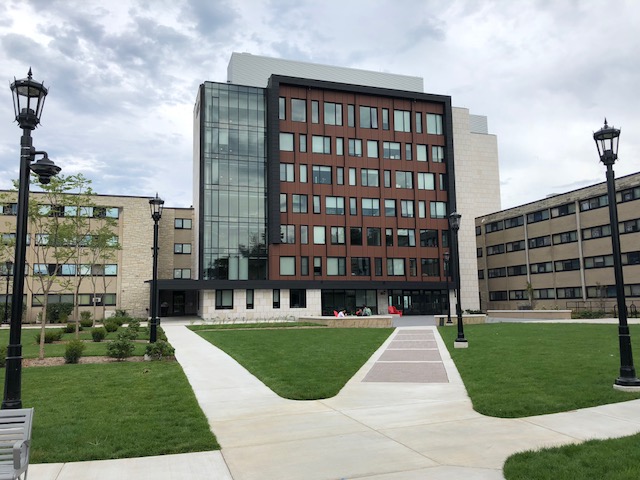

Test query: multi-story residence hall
[189,53,500,319]
[476,172,640,312]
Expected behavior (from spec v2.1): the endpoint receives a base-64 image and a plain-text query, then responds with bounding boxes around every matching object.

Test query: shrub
[145,340,175,360]
[36,329,64,344]
[572,310,607,319]
[80,310,92,322]
[104,320,119,332]
[127,318,141,333]
[119,327,139,341]
[0,345,6,368]
[80,317,93,328]
[106,332,135,361]
[111,316,126,327]
[64,323,76,334]
[64,340,85,364]
[91,327,107,342]
[115,309,128,318]
[157,326,168,342]
[46,303,74,323]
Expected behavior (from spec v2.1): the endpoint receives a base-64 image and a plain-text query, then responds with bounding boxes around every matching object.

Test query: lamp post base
[454,340,468,349]
[613,376,640,391]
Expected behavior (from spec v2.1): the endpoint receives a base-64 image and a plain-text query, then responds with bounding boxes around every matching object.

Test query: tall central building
[192,53,501,319]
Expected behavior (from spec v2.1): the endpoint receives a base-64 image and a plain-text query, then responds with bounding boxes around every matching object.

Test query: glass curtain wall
[202,83,268,279]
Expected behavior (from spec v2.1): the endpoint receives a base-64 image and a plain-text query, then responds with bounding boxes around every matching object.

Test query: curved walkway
[30,324,640,479]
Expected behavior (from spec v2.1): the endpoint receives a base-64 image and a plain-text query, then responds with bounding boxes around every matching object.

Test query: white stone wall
[452,107,502,311]
[200,288,323,321]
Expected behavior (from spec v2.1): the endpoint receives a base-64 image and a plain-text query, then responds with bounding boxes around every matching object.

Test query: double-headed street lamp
[3,70,61,410]
[443,251,452,324]
[593,119,640,390]
[149,194,164,343]
[449,212,467,348]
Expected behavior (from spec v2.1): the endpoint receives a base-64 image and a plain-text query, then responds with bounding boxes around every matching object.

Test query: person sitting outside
[337,309,346,318]
[360,305,372,316]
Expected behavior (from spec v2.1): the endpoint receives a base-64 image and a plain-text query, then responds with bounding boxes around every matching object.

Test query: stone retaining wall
[299,316,393,328]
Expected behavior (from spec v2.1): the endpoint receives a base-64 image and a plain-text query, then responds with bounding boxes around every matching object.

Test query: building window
[488,267,507,278]
[349,227,362,246]
[280,257,296,276]
[386,228,393,246]
[374,258,383,276]
[504,216,524,229]
[299,134,307,152]
[430,201,446,219]
[382,108,389,130]
[553,230,578,245]
[336,137,344,155]
[530,261,553,274]
[311,100,319,123]
[556,287,582,299]
[393,110,411,132]
[174,243,192,254]
[292,194,308,213]
[361,169,379,187]
[624,252,640,265]
[418,201,426,218]
[347,104,355,127]
[417,172,435,190]
[327,257,346,276]
[301,257,309,276]
[426,113,443,134]
[279,133,294,151]
[291,99,306,122]
[280,193,287,213]
[273,289,280,308]
[485,221,504,233]
[366,227,381,246]
[509,290,527,300]
[312,166,332,184]
[405,143,412,160]
[397,229,416,247]
[312,136,331,154]
[580,194,608,211]
[582,225,611,240]
[349,168,357,186]
[349,198,357,215]
[401,200,414,218]
[486,244,505,255]
[280,225,295,244]
[215,290,233,310]
[348,138,363,157]
[506,240,525,252]
[419,229,438,247]
[384,199,396,217]
[313,226,326,244]
[554,258,581,271]
[432,146,444,163]
[507,265,527,276]
[300,164,308,183]
[387,258,405,276]
[326,196,345,215]
[246,289,254,309]
[477,247,483,258]
[551,203,576,218]
[584,255,614,268]
[533,289,555,299]
[362,198,380,217]
[526,209,550,224]
[360,106,378,129]
[395,171,413,189]
[420,258,439,276]
[336,167,344,185]
[415,112,423,133]
[528,235,551,249]
[324,102,343,125]
[331,226,346,244]
[489,291,508,301]
[173,268,191,279]
[619,187,640,203]
[622,219,640,233]
[290,289,307,308]
[313,196,321,214]
[300,225,308,244]
[175,218,192,229]
[384,170,391,188]
[383,142,401,159]
[280,163,294,182]
[351,257,370,276]
[367,140,379,158]
[279,97,285,120]
[416,144,427,161]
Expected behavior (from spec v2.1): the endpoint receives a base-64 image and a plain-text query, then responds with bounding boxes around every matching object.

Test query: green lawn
[438,323,640,417]
[438,323,640,480]
[193,327,393,399]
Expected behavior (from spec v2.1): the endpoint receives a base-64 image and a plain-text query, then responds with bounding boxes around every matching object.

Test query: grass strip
[0,362,218,463]
[194,327,393,399]
[438,323,640,417]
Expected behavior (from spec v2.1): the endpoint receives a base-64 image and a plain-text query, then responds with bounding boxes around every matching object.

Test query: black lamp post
[449,212,467,347]
[3,262,12,325]
[593,119,640,389]
[149,193,164,343]
[443,251,452,324]
[3,69,61,410]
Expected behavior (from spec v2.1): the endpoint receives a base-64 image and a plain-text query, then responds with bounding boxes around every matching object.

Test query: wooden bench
[0,408,33,480]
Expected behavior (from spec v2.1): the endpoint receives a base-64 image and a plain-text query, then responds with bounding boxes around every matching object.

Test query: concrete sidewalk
[29,324,640,479]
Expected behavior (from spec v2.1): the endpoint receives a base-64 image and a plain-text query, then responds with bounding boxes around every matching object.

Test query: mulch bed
[23,356,148,368]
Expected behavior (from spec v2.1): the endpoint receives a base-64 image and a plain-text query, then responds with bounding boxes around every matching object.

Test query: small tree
[526,281,535,309]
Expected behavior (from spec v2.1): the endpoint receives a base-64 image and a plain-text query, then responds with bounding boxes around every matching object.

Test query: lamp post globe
[149,193,164,343]
[593,119,640,389]
[448,212,467,347]
[3,70,61,410]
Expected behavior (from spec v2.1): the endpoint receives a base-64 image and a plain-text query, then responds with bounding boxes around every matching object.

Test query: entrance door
[172,292,185,315]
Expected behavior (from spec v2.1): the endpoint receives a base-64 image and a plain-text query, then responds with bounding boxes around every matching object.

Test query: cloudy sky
[1,0,639,211]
